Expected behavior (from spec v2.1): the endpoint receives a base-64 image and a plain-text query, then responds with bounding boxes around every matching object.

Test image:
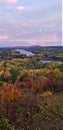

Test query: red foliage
[15,78,33,89]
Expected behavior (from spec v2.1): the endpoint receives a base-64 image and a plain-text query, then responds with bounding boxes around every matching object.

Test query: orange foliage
[0,83,23,103]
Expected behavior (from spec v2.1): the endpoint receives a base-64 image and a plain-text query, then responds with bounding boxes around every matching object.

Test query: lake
[15,49,34,56]
[40,60,62,64]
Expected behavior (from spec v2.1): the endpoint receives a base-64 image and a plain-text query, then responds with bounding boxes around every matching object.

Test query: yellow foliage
[0,70,4,76]
[40,91,52,97]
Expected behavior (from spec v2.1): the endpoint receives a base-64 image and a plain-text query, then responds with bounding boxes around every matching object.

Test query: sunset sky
[0,0,62,47]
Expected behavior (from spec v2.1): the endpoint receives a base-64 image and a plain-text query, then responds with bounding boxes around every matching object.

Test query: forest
[0,46,63,130]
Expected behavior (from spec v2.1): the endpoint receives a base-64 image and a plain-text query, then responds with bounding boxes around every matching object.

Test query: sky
[0,0,62,47]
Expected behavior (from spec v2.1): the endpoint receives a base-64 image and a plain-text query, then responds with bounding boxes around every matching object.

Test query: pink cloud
[6,0,17,3]
[17,6,25,11]
[0,0,17,3]
[25,33,60,44]
[0,35,8,40]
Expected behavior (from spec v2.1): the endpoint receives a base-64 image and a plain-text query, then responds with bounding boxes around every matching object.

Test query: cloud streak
[0,0,17,3]
[0,35,8,40]
[7,0,17,3]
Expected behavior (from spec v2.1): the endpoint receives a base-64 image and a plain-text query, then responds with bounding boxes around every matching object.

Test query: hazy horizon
[0,41,63,48]
[0,0,62,47]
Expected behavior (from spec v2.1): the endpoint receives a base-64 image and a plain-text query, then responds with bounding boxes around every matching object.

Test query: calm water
[15,49,34,56]
[40,60,62,64]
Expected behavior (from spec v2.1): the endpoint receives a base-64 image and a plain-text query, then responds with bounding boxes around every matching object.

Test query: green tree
[10,68,20,83]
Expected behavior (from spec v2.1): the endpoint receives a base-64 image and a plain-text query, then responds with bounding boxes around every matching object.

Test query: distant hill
[22,46,63,54]
[0,45,63,54]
